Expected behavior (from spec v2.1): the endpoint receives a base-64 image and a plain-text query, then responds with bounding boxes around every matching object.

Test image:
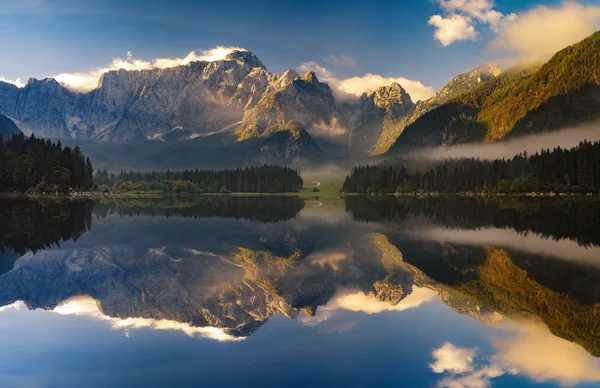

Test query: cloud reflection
[52,296,244,342]
[431,320,600,387]
[411,226,600,267]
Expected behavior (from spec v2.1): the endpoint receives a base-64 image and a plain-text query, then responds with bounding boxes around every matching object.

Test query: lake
[1,196,599,387]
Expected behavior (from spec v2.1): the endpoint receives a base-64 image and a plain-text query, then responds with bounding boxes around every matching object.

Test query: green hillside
[391,31,600,150]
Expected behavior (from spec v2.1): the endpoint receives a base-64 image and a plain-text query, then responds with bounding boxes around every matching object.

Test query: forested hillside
[0,133,94,193]
[95,165,303,194]
[344,140,600,194]
[391,31,600,150]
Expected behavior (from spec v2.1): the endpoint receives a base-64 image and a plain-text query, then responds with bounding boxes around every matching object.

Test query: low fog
[413,122,600,161]
[410,226,600,268]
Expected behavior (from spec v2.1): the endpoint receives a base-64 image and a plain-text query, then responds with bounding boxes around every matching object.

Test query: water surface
[1,196,599,387]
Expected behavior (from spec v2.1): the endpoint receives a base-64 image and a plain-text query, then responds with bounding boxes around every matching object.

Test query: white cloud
[494,321,600,386]
[333,287,437,314]
[52,295,244,342]
[336,74,436,102]
[0,76,25,88]
[0,301,25,313]
[297,61,334,79]
[430,342,477,374]
[438,0,516,31]
[428,14,479,46]
[308,250,349,270]
[300,287,437,327]
[410,226,600,268]
[296,61,436,102]
[324,54,356,67]
[53,46,246,91]
[311,117,348,138]
[436,359,513,388]
[432,321,600,388]
[431,343,517,388]
[429,0,517,46]
[490,2,600,60]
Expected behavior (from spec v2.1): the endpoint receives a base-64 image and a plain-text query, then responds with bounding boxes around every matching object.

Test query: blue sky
[1,0,599,98]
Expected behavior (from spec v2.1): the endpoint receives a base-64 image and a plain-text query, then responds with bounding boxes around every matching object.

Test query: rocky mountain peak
[301,71,319,84]
[371,82,414,110]
[225,50,265,70]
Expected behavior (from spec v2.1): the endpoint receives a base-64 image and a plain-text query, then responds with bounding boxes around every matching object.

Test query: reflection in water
[1,196,600,387]
[0,198,93,255]
[53,296,245,342]
[93,196,305,223]
[344,196,600,247]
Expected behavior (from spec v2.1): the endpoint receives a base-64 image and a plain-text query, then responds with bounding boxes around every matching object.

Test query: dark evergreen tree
[344,140,600,194]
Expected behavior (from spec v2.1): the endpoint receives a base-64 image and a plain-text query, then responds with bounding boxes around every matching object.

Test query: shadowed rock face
[0,113,21,138]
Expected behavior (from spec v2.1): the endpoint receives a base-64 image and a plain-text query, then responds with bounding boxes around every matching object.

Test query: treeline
[93,196,304,223]
[344,140,600,194]
[94,165,303,194]
[345,196,600,248]
[0,199,93,256]
[0,133,94,193]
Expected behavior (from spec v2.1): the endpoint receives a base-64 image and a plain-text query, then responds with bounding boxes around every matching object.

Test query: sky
[1,0,600,101]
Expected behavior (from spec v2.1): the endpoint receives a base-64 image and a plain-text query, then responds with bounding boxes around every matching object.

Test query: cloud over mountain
[53,46,246,91]
[490,1,600,60]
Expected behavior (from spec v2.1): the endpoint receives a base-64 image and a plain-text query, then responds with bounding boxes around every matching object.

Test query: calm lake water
[1,196,600,388]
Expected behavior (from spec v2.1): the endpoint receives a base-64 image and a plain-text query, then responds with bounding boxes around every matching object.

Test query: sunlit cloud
[53,296,244,342]
[0,76,25,88]
[410,226,600,267]
[0,301,25,313]
[335,74,436,102]
[428,14,479,46]
[431,321,600,387]
[490,1,600,61]
[430,342,476,374]
[297,61,334,79]
[333,288,437,314]
[53,46,246,92]
[308,250,349,271]
[311,117,348,138]
[296,60,436,103]
[430,343,517,388]
[494,321,600,386]
[300,287,437,327]
[429,0,516,46]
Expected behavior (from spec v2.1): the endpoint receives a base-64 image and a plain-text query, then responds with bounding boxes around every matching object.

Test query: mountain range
[1,31,599,168]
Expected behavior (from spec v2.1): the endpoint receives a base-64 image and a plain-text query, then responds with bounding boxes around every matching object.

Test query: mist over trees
[0,133,94,193]
[94,165,304,194]
[344,140,600,194]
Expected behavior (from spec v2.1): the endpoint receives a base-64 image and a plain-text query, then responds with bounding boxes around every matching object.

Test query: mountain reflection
[1,196,599,370]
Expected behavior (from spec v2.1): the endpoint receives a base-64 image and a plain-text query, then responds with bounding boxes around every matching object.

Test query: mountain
[0,114,20,138]
[236,71,335,138]
[0,51,323,165]
[344,82,415,154]
[372,233,600,356]
[390,31,600,151]
[372,63,502,154]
